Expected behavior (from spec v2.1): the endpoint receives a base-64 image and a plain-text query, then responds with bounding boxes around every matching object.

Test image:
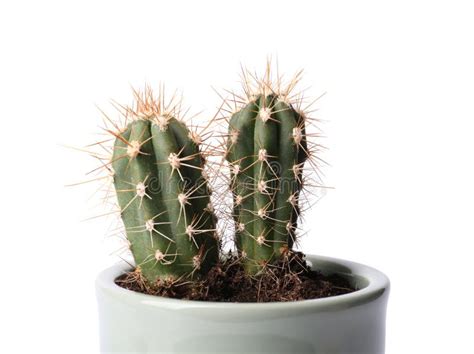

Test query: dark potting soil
[116,252,355,302]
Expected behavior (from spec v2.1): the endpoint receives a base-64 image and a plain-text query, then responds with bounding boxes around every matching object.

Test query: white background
[1,1,473,353]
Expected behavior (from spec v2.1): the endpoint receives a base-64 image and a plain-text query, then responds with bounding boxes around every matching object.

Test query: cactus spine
[226,85,309,275]
[111,90,218,284]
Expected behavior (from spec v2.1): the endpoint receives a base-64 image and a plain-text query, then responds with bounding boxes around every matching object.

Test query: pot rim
[96,254,390,312]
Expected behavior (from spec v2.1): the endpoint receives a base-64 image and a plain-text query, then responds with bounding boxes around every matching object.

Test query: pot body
[96,255,390,354]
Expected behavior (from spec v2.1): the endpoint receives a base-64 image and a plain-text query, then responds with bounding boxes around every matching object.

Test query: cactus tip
[259,107,272,122]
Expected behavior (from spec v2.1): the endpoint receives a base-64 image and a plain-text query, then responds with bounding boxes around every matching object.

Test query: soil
[116,252,355,302]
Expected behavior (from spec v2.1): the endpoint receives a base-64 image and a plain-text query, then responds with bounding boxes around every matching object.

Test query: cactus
[110,89,218,284]
[225,77,310,275]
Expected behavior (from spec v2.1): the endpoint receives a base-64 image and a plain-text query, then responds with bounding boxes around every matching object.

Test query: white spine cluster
[127,140,141,158]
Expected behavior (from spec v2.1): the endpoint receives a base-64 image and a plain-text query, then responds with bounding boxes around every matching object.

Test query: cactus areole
[226,94,308,274]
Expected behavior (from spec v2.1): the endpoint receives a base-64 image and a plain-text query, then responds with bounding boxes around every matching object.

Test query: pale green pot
[96,255,390,354]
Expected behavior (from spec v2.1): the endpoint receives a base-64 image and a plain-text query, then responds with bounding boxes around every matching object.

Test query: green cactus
[226,93,308,275]
[111,93,218,284]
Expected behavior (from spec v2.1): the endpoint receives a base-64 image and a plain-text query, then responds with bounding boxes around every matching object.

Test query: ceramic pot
[96,254,390,354]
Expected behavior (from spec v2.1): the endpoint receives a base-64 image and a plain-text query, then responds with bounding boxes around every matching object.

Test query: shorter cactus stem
[111,89,218,284]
